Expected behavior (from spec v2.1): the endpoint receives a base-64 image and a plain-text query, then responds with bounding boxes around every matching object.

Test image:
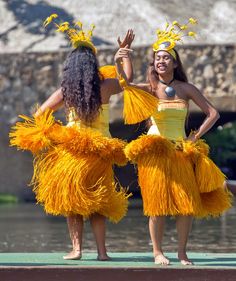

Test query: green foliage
[204,122,236,167]
[0,194,18,204]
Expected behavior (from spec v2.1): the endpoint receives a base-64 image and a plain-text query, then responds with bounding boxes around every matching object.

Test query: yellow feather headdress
[43,14,97,54]
[152,18,198,59]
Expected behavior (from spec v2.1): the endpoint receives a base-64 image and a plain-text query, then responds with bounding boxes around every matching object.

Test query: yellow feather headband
[43,14,97,54]
[152,18,198,59]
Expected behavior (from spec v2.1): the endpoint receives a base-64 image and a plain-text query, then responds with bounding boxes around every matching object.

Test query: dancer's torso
[148,99,188,141]
[66,104,111,137]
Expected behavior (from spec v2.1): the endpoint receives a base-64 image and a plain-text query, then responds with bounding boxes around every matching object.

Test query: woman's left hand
[186,134,199,143]
[117,29,135,48]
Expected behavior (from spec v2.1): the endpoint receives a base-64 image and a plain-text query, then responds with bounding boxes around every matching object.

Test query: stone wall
[1,44,236,124]
[0,44,236,199]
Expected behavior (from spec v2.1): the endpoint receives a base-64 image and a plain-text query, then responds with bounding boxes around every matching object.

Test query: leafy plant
[204,122,236,168]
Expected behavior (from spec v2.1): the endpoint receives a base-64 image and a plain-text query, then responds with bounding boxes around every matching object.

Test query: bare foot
[97,254,112,261]
[63,250,82,260]
[178,252,193,265]
[154,253,170,265]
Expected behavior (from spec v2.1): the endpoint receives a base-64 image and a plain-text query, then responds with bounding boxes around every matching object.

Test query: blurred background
[0,0,235,254]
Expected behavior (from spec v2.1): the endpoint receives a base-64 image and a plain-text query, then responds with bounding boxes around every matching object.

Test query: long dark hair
[147,49,188,94]
[61,46,101,123]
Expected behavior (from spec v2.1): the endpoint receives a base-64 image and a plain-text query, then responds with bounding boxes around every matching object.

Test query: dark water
[0,200,235,253]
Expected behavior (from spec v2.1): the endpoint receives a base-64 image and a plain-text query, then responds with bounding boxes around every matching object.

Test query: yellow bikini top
[149,99,188,140]
[66,104,110,137]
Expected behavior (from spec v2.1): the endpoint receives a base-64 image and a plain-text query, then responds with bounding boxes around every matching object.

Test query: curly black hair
[61,46,101,123]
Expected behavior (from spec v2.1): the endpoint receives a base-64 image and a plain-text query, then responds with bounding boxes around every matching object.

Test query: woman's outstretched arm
[114,45,151,93]
[34,88,64,117]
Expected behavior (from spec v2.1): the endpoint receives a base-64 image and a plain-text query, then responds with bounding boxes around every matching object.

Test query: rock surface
[0,0,236,53]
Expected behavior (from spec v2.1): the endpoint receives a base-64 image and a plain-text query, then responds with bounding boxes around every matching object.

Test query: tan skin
[35,79,123,261]
[35,31,135,261]
[36,29,135,115]
[115,48,220,265]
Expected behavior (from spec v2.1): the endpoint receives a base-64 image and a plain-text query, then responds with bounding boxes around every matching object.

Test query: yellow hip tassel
[183,140,226,193]
[9,109,59,154]
[125,135,232,217]
[200,188,233,217]
[121,80,159,124]
[99,65,117,80]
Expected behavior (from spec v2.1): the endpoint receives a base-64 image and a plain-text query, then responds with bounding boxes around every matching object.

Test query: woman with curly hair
[10,16,134,261]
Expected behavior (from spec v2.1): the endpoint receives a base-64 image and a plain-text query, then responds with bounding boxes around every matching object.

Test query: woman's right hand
[114,46,133,63]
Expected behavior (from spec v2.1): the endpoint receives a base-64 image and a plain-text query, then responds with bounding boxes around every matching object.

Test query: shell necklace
[159,78,175,97]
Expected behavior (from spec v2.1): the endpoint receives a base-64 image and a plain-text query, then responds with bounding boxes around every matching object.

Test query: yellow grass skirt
[10,111,130,222]
[125,135,232,217]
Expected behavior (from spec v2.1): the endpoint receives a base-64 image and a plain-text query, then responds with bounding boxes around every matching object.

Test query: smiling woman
[149,50,188,98]
[114,18,232,266]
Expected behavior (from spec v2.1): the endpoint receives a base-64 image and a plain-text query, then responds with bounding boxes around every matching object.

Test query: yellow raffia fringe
[200,188,233,217]
[11,109,130,220]
[194,155,226,193]
[125,134,174,163]
[49,125,127,165]
[120,80,159,124]
[183,140,226,193]
[10,110,127,165]
[99,65,117,80]
[99,186,132,223]
[32,149,129,220]
[125,135,202,216]
[125,135,232,217]
[9,109,59,154]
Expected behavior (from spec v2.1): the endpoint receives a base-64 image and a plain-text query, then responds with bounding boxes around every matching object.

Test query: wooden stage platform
[0,252,235,281]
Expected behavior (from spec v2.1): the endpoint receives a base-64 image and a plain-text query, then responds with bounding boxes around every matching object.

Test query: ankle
[154,249,164,256]
[63,250,82,260]
[98,251,108,257]
[178,248,187,254]
[72,246,82,252]
[178,250,188,258]
[98,252,109,259]
[98,247,107,255]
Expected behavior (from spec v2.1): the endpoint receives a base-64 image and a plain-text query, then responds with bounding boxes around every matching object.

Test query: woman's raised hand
[117,29,135,48]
